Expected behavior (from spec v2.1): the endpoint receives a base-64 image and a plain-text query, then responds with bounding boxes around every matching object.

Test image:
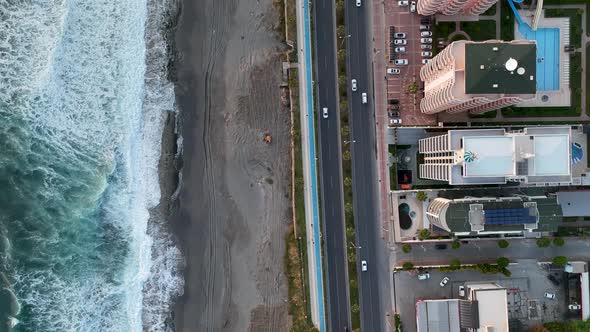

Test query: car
[389,104,399,110]
[422,59,431,65]
[421,51,432,57]
[394,39,407,45]
[544,292,556,299]
[420,31,432,37]
[569,304,581,310]
[322,107,328,119]
[440,276,450,287]
[351,79,357,91]
[547,274,560,286]
[388,99,399,104]
[394,59,408,65]
[434,243,447,250]
[361,92,367,104]
[418,272,430,280]
[420,44,432,50]
[394,46,406,52]
[361,260,367,271]
[420,38,432,43]
[388,111,400,118]
[398,0,409,6]
[389,118,402,125]
[410,1,416,12]
[356,0,361,7]
[459,285,465,297]
[394,32,406,39]
[387,68,401,74]
[420,24,430,30]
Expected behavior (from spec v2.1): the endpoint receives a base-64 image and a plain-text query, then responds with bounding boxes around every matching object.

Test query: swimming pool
[519,25,560,91]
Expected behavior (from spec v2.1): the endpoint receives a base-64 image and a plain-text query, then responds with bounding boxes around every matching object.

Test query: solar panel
[484,208,536,225]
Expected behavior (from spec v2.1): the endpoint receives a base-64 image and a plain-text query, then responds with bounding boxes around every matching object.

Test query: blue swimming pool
[520,25,560,91]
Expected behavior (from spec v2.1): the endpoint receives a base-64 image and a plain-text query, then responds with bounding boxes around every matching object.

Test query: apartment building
[417,0,498,15]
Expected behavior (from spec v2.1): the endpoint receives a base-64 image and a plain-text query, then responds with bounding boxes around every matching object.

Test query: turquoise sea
[0,0,182,331]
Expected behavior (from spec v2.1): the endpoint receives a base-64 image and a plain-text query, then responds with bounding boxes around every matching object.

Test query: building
[417,283,508,332]
[418,126,575,185]
[556,191,590,217]
[420,40,536,115]
[417,0,497,16]
[425,195,563,237]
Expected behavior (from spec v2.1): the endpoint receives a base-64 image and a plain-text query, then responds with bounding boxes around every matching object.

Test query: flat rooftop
[465,42,537,94]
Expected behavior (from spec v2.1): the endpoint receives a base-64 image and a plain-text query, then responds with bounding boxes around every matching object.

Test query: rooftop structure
[420,40,537,115]
[556,191,590,217]
[418,126,574,185]
[426,196,562,236]
[417,0,497,16]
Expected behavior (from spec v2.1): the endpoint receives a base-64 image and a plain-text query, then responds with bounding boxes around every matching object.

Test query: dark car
[434,244,448,250]
[388,99,399,105]
[548,274,560,286]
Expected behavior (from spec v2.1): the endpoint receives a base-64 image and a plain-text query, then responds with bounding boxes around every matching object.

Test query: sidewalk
[295,0,326,330]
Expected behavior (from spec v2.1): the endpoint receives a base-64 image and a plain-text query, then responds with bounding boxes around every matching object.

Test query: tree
[338,75,347,90]
[351,303,360,314]
[416,191,428,201]
[336,25,346,39]
[552,256,568,266]
[528,324,549,332]
[402,261,414,270]
[344,176,352,188]
[498,239,509,249]
[344,202,353,215]
[401,244,412,253]
[496,257,510,269]
[343,150,351,161]
[417,228,431,241]
[451,240,460,250]
[449,259,461,270]
[341,125,349,138]
[337,49,347,63]
[536,237,551,248]
[553,237,565,247]
[408,82,418,94]
[348,250,356,263]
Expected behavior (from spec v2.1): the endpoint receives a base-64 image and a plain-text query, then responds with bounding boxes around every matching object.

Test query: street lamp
[349,242,362,249]
[339,34,352,47]
[343,140,356,145]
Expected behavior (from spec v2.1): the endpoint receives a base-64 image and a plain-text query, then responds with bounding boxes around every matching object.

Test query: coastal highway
[312,0,351,330]
[344,0,384,331]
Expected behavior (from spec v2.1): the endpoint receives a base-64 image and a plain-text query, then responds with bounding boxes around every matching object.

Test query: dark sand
[171,0,292,330]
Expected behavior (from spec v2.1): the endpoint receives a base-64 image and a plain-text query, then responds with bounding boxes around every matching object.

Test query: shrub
[402,261,414,270]
[552,256,568,266]
[536,237,551,248]
[416,191,428,201]
[418,229,431,241]
[553,237,565,247]
[496,257,510,268]
[498,239,509,248]
[401,244,412,253]
[451,240,460,249]
[450,259,461,270]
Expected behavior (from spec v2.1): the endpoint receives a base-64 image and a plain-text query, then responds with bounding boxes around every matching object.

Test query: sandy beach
[170,0,292,330]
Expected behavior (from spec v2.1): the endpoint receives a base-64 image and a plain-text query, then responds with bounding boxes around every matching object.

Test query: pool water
[519,25,560,91]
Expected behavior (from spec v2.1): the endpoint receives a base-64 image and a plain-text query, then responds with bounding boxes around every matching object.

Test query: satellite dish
[517,67,525,75]
[505,58,518,71]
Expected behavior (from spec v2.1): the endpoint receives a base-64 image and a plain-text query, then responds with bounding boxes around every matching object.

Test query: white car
[418,272,430,280]
[351,79,357,91]
[394,32,406,39]
[420,31,432,37]
[394,39,407,45]
[439,276,450,287]
[322,107,328,119]
[361,92,368,104]
[459,285,465,297]
[389,118,402,125]
[361,260,368,271]
[356,0,361,7]
[394,59,408,65]
[419,24,430,30]
[422,59,431,65]
[569,304,581,310]
[421,51,432,57]
[420,38,432,43]
[387,68,401,74]
[394,47,406,52]
[410,1,416,12]
[398,0,409,6]
[544,292,556,299]
[420,44,432,50]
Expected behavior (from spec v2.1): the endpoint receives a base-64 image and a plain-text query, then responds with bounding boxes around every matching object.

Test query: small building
[556,191,590,217]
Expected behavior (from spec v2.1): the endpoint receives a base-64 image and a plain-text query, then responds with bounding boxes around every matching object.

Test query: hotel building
[417,0,498,15]
[420,40,537,115]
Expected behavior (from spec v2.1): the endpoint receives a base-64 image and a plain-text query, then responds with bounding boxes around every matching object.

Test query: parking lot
[393,260,572,331]
[383,1,437,125]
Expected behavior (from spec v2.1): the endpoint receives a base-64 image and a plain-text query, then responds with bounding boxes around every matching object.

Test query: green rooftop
[444,197,562,234]
[465,42,537,95]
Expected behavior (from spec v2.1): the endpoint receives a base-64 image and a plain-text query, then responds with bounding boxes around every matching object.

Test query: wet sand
[170,0,292,330]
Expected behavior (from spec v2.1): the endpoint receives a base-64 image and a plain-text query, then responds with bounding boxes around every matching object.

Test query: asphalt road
[344,1,384,331]
[312,0,351,330]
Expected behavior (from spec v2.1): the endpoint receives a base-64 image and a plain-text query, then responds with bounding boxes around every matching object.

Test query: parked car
[569,304,581,310]
[434,244,447,250]
[418,272,430,280]
[410,1,416,12]
[544,292,556,299]
[394,39,407,45]
[389,118,402,125]
[439,276,450,287]
[361,260,368,271]
[422,59,431,64]
[361,92,367,104]
[419,24,430,30]
[394,46,406,52]
[394,32,406,39]
[351,79,357,91]
[387,68,401,74]
[389,99,399,104]
[420,38,433,43]
[356,0,361,7]
[421,51,432,57]
[394,59,408,65]
[547,274,560,286]
[459,285,465,297]
[420,31,432,37]
[388,111,400,117]
[389,104,399,110]
[398,0,409,6]
[421,44,432,50]
[322,107,328,119]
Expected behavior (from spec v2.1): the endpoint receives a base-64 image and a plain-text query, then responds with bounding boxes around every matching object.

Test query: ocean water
[0,0,183,331]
